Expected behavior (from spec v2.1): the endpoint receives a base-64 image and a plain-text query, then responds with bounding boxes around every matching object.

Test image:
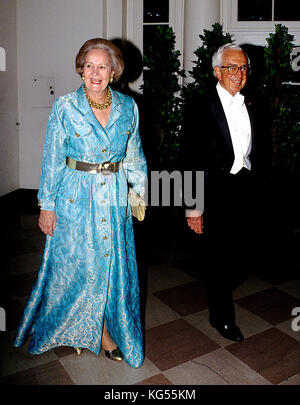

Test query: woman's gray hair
[212,43,250,76]
[76,38,124,82]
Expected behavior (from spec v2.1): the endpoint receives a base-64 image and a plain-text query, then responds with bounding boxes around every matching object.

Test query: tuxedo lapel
[209,90,233,152]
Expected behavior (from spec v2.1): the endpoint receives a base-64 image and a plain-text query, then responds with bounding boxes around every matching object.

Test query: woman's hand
[39,210,57,236]
[186,215,203,234]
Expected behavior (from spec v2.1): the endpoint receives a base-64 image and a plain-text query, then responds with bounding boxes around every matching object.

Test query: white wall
[17,0,104,189]
[0,0,19,196]
[184,0,220,83]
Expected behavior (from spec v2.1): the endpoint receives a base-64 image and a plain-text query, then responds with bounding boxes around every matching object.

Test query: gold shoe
[74,347,82,355]
[104,347,123,361]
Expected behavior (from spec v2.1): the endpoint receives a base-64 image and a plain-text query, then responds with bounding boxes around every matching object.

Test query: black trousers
[203,168,259,324]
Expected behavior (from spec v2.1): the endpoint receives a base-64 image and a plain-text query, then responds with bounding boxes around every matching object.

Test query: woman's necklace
[84,85,112,110]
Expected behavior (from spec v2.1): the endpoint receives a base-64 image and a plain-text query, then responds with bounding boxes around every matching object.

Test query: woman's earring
[81,74,85,82]
[110,75,114,84]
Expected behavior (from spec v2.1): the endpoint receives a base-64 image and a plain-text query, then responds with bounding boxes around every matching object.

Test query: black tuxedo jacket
[181,87,272,228]
[181,87,271,178]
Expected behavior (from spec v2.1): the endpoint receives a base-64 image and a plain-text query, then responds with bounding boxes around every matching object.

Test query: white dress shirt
[216,82,252,174]
[186,84,253,218]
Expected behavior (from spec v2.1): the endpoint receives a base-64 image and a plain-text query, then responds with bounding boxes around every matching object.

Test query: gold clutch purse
[128,187,146,221]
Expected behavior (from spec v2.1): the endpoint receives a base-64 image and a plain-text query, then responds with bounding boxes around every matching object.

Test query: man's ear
[214,66,221,81]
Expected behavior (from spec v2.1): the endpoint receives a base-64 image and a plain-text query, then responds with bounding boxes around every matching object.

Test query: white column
[122,0,143,92]
[103,0,123,39]
[184,0,220,83]
[123,0,143,54]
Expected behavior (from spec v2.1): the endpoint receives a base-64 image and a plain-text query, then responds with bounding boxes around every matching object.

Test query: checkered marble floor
[1,213,300,386]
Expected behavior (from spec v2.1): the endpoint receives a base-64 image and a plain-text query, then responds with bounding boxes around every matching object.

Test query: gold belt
[66,157,121,174]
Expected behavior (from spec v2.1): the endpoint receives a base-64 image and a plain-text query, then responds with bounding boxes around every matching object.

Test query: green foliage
[261,24,300,177]
[141,22,299,178]
[183,22,299,178]
[184,23,234,99]
[264,24,294,84]
[141,25,185,170]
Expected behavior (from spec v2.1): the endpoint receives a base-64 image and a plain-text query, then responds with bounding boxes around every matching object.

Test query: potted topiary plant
[183,22,234,101]
[262,24,300,178]
[260,24,300,237]
[141,25,185,172]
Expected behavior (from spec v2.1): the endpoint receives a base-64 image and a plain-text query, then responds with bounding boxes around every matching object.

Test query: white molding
[221,0,300,45]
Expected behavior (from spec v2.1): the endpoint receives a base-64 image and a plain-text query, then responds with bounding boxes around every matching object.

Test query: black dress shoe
[210,319,244,342]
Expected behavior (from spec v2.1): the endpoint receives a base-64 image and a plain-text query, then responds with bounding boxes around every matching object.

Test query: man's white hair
[212,43,250,76]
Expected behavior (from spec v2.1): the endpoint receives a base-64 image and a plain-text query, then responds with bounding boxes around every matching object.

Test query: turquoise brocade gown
[14,85,147,368]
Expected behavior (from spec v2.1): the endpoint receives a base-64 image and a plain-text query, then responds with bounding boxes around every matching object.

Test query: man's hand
[39,210,57,236]
[186,215,203,234]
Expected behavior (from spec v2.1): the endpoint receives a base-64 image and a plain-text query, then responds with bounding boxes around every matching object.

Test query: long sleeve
[37,98,68,211]
[122,101,147,197]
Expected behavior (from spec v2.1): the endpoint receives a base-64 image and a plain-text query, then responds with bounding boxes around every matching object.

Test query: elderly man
[182,43,271,342]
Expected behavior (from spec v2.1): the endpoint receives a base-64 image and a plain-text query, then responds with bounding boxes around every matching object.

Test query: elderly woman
[14,38,147,368]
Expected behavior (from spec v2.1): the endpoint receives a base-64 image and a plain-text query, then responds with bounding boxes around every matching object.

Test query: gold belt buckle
[99,161,112,175]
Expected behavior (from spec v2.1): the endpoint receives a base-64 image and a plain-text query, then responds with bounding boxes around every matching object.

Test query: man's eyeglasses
[220,65,248,75]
